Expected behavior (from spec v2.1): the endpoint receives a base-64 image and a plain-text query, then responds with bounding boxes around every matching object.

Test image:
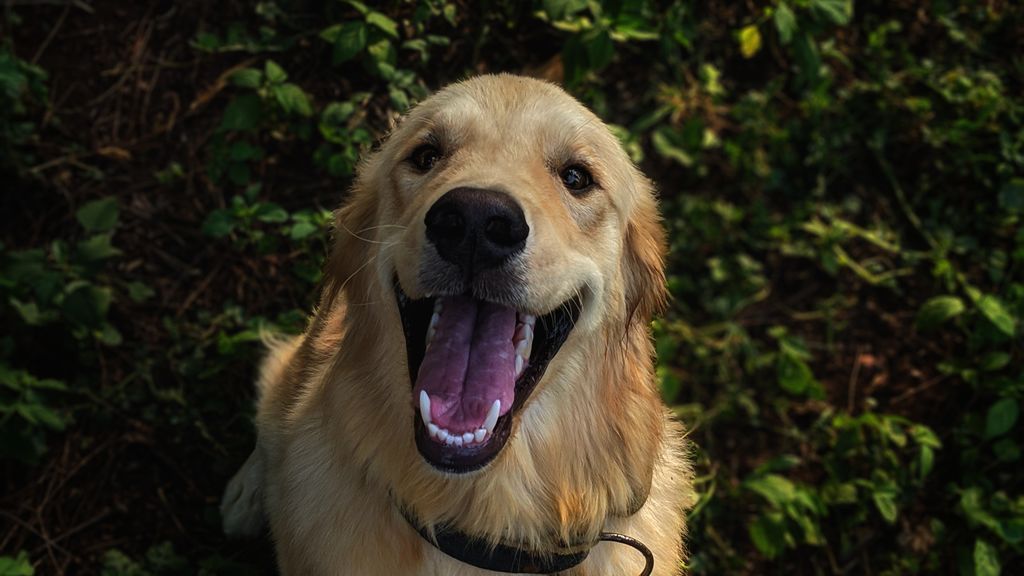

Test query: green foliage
[2,0,1023,573]
[0,551,34,575]
[0,43,47,172]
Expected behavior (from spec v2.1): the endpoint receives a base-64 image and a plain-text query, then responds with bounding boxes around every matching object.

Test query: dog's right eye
[410,145,442,172]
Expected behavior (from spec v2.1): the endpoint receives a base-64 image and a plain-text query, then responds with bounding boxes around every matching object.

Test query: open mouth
[396,283,581,473]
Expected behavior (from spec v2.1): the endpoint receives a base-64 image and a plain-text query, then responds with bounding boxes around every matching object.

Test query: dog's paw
[220,448,265,538]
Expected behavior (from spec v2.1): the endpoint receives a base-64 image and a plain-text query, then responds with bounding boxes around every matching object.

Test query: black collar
[399,505,592,573]
[397,505,655,575]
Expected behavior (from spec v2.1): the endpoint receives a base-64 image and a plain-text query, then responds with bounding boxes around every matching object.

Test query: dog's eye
[560,165,594,193]
[410,145,442,172]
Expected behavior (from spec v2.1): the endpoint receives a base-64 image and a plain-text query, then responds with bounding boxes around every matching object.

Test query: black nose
[425,187,529,278]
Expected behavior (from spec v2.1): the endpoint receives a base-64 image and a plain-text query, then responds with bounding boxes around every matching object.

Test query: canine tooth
[483,400,500,433]
[428,423,439,437]
[437,429,449,442]
[524,314,536,327]
[474,429,486,443]
[419,391,432,425]
[515,355,524,378]
[462,432,474,444]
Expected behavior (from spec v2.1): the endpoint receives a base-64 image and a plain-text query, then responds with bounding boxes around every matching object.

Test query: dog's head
[327,74,666,477]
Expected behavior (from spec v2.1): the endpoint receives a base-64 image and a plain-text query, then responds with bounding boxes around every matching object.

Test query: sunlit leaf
[915,295,965,331]
[773,3,797,44]
[738,25,762,58]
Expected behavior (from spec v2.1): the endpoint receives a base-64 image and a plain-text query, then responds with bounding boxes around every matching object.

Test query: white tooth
[433,298,443,315]
[462,432,474,444]
[474,428,486,443]
[524,314,536,327]
[428,423,439,437]
[515,355,524,378]
[419,391,432,425]
[452,436,463,447]
[483,400,501,433]
[437,429,449,442]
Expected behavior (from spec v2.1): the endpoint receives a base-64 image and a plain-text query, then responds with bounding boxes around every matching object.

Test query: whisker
[338,221,399,245]
[356,224,408,233]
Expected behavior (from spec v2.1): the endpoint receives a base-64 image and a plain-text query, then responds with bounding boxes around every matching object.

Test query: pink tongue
[413,296,516,433]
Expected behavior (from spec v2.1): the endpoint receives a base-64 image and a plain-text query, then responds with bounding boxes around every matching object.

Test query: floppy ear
[622,181,668,325]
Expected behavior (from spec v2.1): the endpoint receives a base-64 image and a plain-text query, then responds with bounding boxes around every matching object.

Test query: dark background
[1,1,1021,574]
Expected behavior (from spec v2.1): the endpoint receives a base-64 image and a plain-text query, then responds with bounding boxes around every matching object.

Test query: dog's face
[332,75,666,476]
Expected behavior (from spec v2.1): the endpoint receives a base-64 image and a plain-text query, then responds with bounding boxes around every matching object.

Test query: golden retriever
[220,74,694,575]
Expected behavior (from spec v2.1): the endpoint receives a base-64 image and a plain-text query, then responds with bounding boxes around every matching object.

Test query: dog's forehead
[409,76,606,146]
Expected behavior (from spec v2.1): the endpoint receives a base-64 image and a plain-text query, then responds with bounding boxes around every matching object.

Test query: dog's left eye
[560,165,594,192]
[410,145,442,172]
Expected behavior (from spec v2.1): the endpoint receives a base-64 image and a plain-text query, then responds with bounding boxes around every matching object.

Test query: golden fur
[221,74,694,575]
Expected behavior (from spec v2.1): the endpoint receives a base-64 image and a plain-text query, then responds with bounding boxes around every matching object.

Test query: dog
[220,74,694,575]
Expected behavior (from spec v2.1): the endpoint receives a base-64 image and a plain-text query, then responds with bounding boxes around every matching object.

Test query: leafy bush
[1,0,1021,574]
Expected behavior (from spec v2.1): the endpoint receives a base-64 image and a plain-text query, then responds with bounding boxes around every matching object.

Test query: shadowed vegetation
[1,0,1022,574]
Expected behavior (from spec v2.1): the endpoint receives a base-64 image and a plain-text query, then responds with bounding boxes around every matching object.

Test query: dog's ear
[622,179,668,325]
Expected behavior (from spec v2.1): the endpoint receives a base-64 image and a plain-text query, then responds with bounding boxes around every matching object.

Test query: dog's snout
[425,187,528,276]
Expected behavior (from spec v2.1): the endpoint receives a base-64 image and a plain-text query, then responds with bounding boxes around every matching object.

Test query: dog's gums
[397,284,580,473]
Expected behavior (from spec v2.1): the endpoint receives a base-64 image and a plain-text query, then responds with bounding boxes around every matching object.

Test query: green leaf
[974,539,1001,576]
[915,295,965,331]
[543,0,574,20]
[366,38,396,67]
[981,352,1011,371]
[289,221,319,241]
[738,25,762,58]
[229,141,263,161]
[584,29,614,70]
[319,101,356,143]
[201,210,236,238]
[748,513,786,558]
[75,234,122,263]
[0,551,34,575]
[126,281,155,303]
[873,490,898,524]
[20,403,65,430]
[96,323,123,346]
[323,21,368,64]
[263,60,287,84]
[977,295,1016,336]
[229,68,262,89]
[366,12,399,39]
[254,203,288,223]
[272,84,313,117]
[220,94,262,132]
[651,127,693,167]
[810,0,852,25]
[774,3,797,44]
[984,398,1019,439]
[61,283,111,329]
[9,299,42,325]
[75,197,119,232]
[745,474,796,506]
[777,353,814,395]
